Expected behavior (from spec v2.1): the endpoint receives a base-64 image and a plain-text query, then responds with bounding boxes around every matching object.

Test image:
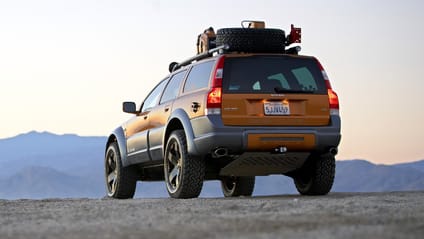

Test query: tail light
[316,59,339,116]
[327,88,339,114]
[206,56,225,115]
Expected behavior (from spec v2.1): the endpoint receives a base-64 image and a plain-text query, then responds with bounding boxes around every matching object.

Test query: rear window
[223,56,326,94]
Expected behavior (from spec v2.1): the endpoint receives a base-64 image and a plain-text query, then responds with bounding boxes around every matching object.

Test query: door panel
[125,112,151,163]
[146,70,187,162]
[147,103,172,161]
[123,78,169,164]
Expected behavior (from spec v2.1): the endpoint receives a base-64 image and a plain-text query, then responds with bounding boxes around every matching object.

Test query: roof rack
[169,22,302,73]
[169,44,229,73]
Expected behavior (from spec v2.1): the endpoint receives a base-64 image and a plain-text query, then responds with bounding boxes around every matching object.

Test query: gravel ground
[1,191,424,239]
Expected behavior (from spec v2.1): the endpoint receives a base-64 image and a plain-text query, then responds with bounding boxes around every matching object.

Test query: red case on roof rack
[287,24,301,45]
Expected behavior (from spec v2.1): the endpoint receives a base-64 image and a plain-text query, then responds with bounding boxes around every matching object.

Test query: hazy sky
[1,0,423,164]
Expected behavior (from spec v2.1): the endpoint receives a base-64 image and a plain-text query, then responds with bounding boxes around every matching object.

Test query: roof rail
[169,44,229,72]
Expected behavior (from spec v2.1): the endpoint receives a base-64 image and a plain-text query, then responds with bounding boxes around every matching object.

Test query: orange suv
[105,21,341,199]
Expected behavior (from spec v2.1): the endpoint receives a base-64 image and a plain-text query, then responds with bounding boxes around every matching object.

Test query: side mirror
[122,102,138,114]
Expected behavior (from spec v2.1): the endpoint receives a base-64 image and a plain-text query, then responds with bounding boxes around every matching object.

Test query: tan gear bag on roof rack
[196,27,216,54]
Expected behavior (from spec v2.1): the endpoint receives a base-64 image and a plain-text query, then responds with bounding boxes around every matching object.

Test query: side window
[183,60,214,93]
[160,70,186,104]
[141,79,168,112]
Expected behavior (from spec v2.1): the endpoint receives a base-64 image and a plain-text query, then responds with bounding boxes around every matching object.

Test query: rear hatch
[221,54,330,126]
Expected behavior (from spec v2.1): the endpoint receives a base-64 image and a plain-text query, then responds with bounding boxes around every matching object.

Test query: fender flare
[106,126,130,167]
[164,108,200,156]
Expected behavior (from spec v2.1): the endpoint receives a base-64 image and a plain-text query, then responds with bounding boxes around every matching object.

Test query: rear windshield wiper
[274,87,315,94]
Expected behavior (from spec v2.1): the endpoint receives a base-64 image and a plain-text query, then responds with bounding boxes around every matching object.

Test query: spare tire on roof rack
[215,28,286,53]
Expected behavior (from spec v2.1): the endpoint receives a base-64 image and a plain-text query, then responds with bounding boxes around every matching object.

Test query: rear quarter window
[183,60,214,93]
[160,70,186,104]
[223,56,326,94]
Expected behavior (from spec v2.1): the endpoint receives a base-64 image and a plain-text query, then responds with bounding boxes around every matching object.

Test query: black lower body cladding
[216,28,286,53]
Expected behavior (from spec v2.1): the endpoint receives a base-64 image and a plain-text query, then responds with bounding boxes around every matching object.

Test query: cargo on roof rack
[170,20,302,72]
[197,27,216,54]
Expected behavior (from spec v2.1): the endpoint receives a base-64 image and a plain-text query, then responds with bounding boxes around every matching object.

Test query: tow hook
[273,146,287,154]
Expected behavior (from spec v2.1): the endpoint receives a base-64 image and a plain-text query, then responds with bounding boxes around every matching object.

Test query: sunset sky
[0,0,423,164]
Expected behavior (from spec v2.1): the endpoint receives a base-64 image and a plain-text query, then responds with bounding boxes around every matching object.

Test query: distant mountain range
[0,131,423,199]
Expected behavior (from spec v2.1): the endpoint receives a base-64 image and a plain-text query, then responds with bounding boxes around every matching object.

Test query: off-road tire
[293,154,336,195]
[216,28,285,53]
[221,176,255,197]
[105,142,138,199]
[164,130,205,199]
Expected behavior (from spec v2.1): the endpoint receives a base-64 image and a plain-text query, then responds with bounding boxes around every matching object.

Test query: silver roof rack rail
[169,44,229,72]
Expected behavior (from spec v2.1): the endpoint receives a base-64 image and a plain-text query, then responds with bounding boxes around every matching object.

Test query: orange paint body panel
[247,133,316,151]
[221,93,330,126]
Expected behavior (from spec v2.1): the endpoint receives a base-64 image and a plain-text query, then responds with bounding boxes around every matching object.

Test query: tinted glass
[183,60,214,93]
[160,70,186,104]
[141,80,167,112]
[223,56,326,94]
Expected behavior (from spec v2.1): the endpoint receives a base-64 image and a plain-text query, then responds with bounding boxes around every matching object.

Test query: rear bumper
[189,115,341,156]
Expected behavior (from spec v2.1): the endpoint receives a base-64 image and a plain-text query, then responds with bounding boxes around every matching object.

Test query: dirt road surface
[1,191,423,239]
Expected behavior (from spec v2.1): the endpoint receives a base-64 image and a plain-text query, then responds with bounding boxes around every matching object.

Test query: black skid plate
[219,152,309,176]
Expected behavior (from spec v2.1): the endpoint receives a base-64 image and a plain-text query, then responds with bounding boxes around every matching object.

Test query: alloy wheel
[105,148,118,196]
[165,139,182,193]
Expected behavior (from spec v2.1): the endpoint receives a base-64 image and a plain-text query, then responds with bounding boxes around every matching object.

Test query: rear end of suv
[185,54,340,196]
[105,21,341,199]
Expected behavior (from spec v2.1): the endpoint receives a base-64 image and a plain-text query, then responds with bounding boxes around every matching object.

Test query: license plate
[264,102,290,115]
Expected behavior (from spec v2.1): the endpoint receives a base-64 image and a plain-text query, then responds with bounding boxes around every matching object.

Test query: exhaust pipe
[212,147,228,158]
[329,147,338,156]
